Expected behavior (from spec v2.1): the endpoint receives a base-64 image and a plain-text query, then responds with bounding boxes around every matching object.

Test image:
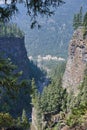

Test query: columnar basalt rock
[63,27,87,94]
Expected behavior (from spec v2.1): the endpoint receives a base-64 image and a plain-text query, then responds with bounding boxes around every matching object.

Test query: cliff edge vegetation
[31,26,87,130]
[0,22,24,37]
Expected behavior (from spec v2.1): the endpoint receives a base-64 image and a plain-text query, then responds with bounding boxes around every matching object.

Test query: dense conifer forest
[0,0,87,130]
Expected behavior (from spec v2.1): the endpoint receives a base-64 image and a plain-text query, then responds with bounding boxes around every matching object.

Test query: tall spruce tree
[31,78,38,105]
[0,56,22,97]
[21,109,29,129]
[40,77,67,113]
[73,7,83,30]
[83,12,87,38]
[79,6,83,25]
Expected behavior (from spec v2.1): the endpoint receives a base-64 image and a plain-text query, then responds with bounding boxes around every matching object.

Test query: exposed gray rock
[63,27,87,94]
[31,107,39,130]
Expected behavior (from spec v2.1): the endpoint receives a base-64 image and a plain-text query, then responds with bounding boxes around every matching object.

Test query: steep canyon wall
[63,27,87,94]
[0,37,31,79]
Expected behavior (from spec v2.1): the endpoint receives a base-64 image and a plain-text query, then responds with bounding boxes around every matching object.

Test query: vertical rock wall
[0,37,31,79]
[0,36,44,116]
[0,36,33,115]
[63,27,87,94]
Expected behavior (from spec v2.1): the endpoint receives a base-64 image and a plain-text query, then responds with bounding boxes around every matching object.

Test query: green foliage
[39,62,67,113]
[0,55,32,117]
[0,0,64,27]
[66,104,87,127]
[50,62,66,79]
[30,79,42,127]
[16,110,30,130]
[75,66,87,107]
[30,62,68,129]
[21,109,29,129]
[73,8,87,38]
[66,91,76,112]
[83,12,87,38]
[79,7,83,25]
[32,64,87,129]
[0,112,14,128]
[35,94,43,129]
[66,66,87,127]
[31,79,38,98]
[73,7,83,30]
[40,78,67,113]
[0,111,30,130]
[0,56,22,96]
[16,117,21,127]
[31,78,38,105]
[22,109,27,122]
[0,22,24,37]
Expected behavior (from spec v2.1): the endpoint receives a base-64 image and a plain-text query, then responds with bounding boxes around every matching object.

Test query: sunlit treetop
[0,0,65,28]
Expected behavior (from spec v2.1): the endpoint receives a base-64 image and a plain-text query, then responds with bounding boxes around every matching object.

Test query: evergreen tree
[31,78,38,105]
[73,14,79,30]
[40,77,67,113]
[78,67,87,106]
[83,12,87,27]
[73,7,83,30]
[0,56,31,115]
[22,109,27,122]
[0,0,64,26]
[17,117,21,127]
[0,56,22,97]
[66,67,87,127]
[79,6,83,25]
[0,113,14,129]
[83,12,87,38]
[21,109,29,130]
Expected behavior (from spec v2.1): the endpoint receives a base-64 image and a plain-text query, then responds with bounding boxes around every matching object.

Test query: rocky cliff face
[0,36,33,115]
[0,36,43,81]
[0,36,44,116]
[0,36,31,79]
[63,27,87,94]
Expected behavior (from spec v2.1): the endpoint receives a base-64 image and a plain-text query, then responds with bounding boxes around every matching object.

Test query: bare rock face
[31,107,39,130]
[63,27,87,94]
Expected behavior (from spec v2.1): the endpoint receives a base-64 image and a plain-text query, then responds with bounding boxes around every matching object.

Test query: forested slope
[13,0,87,58]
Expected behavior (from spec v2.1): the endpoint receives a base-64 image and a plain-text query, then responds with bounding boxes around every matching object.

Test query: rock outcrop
[0,36,33,115]
[31,108,39,130]
[0,36,44,116]
[0,37,31,79]
[0,36,43,80]
[63,27,87,94]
